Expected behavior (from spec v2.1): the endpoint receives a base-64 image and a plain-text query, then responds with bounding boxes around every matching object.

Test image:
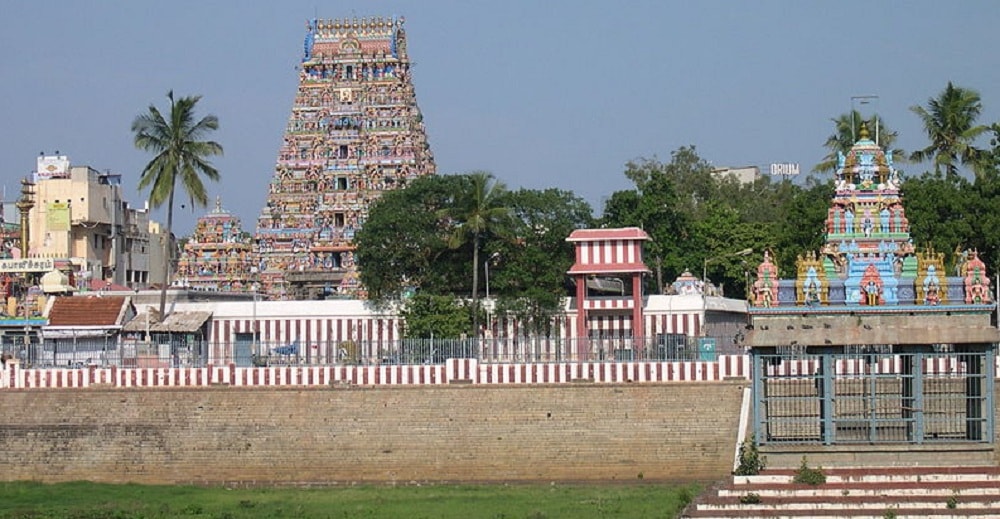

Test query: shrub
[946,490,959,509]
[792,457,826,485]
[739,492,761,504]
[733,435,767,476]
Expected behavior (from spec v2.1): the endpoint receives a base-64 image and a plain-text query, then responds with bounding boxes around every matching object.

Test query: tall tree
[910,82,988,178]
[438,172,511,336]
[132,91,223,320]
[354,175,467,303]
[813,111,906,174]
[493,188,594,335]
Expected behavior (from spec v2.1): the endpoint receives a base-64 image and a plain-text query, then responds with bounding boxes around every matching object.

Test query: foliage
[814,110,907,174]
[947,489,960,509]
[792,457,826,485]
[438,171,511,335]
[732,435,766,476]
[132,91,223,319]
[354,174,468,302]
[356,175,595,336]
[492,188,594,334]
[399,293,470,339]
[738,492,761,504]
[901,172,975,272]
[910,82,989,178]
[0,481,700,519]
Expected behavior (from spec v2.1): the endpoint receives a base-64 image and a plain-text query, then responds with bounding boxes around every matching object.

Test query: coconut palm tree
[813,111,906,174]
[910,82,988,178]
[132,91,223,320]
[439,172,510,337]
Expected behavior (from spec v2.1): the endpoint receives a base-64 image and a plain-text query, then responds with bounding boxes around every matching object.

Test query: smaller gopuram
[746,129,999,457]
[176,198,255,293]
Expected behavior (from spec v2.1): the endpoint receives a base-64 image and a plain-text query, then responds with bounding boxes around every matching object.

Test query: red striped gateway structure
[567,227,651,358]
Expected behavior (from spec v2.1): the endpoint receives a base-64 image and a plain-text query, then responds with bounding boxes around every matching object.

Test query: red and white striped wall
[3,356,751,389]
[555,310,703,338]
[5,354,998,390]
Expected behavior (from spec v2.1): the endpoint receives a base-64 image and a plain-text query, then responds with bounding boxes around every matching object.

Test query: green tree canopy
[354,174,468,302]
[437,172,511,335]
[491,188,595,334]
[814,111,906,174]
[910,82,989,178]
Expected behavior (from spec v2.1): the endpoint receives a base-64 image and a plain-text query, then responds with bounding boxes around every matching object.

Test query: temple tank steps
[683,466,1000,518]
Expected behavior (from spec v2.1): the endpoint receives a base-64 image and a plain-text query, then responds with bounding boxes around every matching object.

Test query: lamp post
[251,281,259,361]
[484,252,500,325]
[703,248,754,294]
[851,95,880,145]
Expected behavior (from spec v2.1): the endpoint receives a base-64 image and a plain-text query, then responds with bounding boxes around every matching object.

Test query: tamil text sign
[0,258,55,272]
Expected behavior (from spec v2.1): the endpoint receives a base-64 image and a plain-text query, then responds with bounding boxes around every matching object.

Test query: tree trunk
[158,188,174,322]
[471,234,480,338]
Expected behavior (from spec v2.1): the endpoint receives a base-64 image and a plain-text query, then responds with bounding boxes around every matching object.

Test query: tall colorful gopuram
[255,16,436,300]
[177,197,255,293]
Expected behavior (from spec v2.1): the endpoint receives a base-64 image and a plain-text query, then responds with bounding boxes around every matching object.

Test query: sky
[2,1,999,236]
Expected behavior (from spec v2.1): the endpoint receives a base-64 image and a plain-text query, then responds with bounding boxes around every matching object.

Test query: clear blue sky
[2,1,998,236]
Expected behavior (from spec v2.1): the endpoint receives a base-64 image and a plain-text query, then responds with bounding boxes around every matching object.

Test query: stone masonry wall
[0,382,745,485]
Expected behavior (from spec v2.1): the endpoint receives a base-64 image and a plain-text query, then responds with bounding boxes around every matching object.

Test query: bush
[739,492,761,504]
[733,435,766,476]
[792,457,826,485]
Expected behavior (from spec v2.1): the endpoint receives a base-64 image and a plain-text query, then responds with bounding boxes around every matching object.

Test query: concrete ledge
[760,443,995,469]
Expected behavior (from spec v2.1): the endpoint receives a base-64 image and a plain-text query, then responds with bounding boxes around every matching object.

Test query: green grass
[0,481,700,518]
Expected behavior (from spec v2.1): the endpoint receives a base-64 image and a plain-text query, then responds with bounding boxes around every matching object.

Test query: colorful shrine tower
[750,126,992,307]
[255,16,436,300]
[177,198,254,293]
[745,127,998,450]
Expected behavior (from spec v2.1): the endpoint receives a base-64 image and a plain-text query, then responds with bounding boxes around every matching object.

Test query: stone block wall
[0,382,745,485]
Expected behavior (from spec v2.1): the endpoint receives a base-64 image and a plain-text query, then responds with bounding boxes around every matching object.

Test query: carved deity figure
[752,250,780,307]
[963,250,992,304]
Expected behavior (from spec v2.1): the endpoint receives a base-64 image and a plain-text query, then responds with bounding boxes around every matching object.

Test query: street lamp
[484,252,500,319]
[703,248,754,293]
[851,95,880,146]
[251,281,260,361]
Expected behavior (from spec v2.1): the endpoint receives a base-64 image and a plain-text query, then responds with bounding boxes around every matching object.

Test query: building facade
[255,16,436,300]
[28,155,154,287]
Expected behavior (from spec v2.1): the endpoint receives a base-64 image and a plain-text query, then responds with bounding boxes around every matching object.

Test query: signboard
[46,202,70,232]
[0,258,54,272]
[769,163,800,176]
[698,337,717,361]
[36,155,71,180]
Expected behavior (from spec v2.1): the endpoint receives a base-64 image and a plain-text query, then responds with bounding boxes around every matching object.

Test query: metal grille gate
[752,349,995,445]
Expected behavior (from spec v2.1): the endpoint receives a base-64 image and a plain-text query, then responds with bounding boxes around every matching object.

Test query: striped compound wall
[1,355,752,389]
[3,355,994,390]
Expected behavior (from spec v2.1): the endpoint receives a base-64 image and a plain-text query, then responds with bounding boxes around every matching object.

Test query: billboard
[47,202,70,231]
[769,163,800,176]
[36,155,70,180]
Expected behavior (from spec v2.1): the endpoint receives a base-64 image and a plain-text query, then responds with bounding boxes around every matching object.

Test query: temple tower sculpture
[746,127,998,453]
[176,197,254,293]
[255,16,436,300]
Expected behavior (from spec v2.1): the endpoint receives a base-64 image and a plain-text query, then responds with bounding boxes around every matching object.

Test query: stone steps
[683,466,1000,518]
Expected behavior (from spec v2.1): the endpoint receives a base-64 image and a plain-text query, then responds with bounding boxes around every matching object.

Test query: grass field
[0,481,700,518]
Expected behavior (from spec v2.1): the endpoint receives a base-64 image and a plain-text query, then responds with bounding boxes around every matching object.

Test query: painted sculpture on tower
[255,16,436,300]
[751,126,993,309]
[176,197,255,293]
